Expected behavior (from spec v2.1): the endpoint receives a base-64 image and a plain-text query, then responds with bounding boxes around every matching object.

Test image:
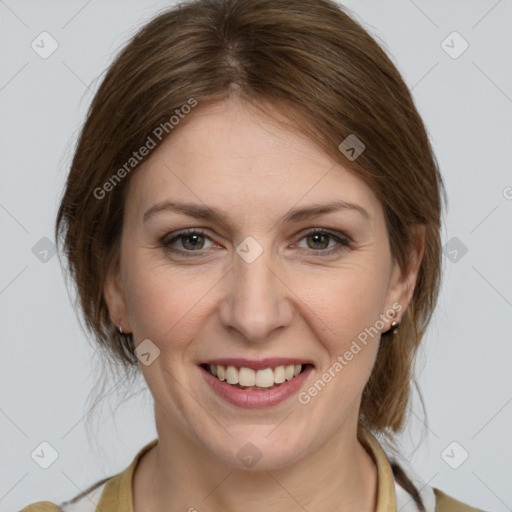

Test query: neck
[133,411,378,512]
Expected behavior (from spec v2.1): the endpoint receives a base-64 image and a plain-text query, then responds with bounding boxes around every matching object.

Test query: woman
[21,0,486,510]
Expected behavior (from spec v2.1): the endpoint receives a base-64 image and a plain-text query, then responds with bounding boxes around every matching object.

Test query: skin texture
[104,97,425,512]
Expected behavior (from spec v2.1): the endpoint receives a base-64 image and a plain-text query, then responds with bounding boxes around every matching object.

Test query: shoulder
[18,502,61,512]
[19,479,107,512]
[18,439,157,512]
[390,459,487,512]
[434,487,487,512]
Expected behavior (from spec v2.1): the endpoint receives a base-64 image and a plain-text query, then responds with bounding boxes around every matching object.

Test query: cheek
[297,262,389,341]
[291,262,388,397]
[121,243,389,360]
[122,255,216,344]
[302,272,385,396]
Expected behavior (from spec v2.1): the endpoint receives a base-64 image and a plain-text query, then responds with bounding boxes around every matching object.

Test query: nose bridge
[220,239,291,342]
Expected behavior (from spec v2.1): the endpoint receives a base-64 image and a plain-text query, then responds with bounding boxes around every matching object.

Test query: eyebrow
[142,199,370,226]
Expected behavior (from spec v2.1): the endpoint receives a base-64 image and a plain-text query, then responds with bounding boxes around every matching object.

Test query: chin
[204,428,307,471]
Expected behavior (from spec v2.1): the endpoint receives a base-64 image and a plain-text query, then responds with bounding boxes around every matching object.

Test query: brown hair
[56,0,445,504]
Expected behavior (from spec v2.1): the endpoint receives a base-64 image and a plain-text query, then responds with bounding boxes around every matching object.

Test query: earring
[118,325,124,334]
[383,314,399,335]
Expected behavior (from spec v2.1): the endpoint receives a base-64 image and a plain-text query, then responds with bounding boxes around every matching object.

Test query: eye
[296,228,351,255]
[161,229,216,256]
[161,227,351,258]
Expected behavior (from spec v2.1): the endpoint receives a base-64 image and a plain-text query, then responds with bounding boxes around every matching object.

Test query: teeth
[207,363,306,389]
[274,365,285,383]
[255,368,274,387]
[239,367,256,387]
[226,365,239,385]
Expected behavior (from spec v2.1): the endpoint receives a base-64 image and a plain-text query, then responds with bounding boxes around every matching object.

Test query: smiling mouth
[200,363,313,390]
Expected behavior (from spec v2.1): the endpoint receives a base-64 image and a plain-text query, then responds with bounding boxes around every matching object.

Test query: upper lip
[200,358,314,371]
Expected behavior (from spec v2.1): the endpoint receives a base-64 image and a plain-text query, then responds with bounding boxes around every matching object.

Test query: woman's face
[105,97,422,470]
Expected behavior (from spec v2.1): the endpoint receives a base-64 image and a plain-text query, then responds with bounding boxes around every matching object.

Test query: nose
[218,244,293,343]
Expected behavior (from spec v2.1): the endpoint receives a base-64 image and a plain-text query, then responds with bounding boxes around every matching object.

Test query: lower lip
[199,365,314,408]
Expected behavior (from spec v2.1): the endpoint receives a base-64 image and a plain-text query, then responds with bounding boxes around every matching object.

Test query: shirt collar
[358,425,397,511]
[97,426,396,511]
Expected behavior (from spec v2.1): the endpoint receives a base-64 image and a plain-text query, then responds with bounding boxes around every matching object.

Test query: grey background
[1,1,511,510]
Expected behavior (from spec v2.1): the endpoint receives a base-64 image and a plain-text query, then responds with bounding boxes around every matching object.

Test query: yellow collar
[358,425,397,510]
[97,426,396,511]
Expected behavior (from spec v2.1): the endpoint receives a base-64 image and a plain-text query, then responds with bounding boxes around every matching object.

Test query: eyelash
[161,228,351,258]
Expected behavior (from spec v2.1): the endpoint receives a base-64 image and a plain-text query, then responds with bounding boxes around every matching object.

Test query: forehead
[125,98,382,225]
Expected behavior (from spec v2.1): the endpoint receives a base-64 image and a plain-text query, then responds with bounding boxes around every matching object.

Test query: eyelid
[295,226,351,242]
[292,227,352,253]
[161,228,215,248]
[161,227,352,256]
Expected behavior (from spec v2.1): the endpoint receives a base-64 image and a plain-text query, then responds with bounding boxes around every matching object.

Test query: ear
[384,224,426,324]
[104,265,131,333]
